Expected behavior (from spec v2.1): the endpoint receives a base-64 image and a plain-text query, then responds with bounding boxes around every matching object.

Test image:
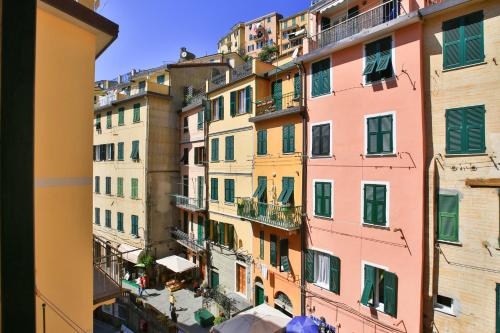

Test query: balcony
[208,72,227,91]
[93,235,123,305]
[251,92,304,123]
[230,61,253,83]
[94,81,170,109]
[237,198,302,231]
[173,194,206,212]
[185,92,206,107]
[308,0,406,52]
[171,227,205,253]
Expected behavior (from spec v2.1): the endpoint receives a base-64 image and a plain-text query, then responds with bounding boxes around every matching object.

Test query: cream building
[218,23,246,56]
[422,0,500,332]
[278,10,309,58]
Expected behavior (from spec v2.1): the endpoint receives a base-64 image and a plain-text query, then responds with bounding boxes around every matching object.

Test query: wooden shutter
[320,124,330,155]
[305,250,315,283]
[218,96,224,120]
[380,115,393,153]
[259,231,264,259]
[289,124,295,152]
[226,136,234,160]
[270,234,277,267]
[280,238,290,272]
[205,100,211,122]
[212,178,218,200]
[133,103,140,122]
[375,185,387,225]
[245,86,251,113]
[384,271,398,317]
[230,91,236,116]
[363,41,378,75]
[197,111,203,129]
[211,138,219,161]
[496,283,500,333]
[323,183,332,217]
[205,219,210,240]
[367,117,379,154]
[117,177,123,196]
[363,184,373,223]
[361,265,375,305]
[219,222,225,246]
[294,73,300,98]
[312,125,321,155]
[283,125,289,153]
[227,224,234,249]
[464,11,484,66]
[118,108,124,125]
[438,194,459,242]
[118,142,124,160]
[320,58,330,95]
[465,105,485,153]
[329,255,340,294]
[443,18,462,69]
[311,61,320,96]
[315,182,323,216]
[446,108,464,154]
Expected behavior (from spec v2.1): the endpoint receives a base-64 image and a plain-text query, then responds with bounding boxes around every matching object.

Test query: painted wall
[35,6,96,332]
[423,2,500,332]
[244,14,280,58]
[304,23,424,333]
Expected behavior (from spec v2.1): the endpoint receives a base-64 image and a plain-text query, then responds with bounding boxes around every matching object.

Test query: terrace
[237,198,302,231]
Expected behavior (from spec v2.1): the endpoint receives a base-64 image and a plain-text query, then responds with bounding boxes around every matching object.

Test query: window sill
[224,202,235,206]
[211,161,220,163]
[117,159,124,162]
[363,76,396,87]
[130,197,140,200]
[361,303,385,313]
[437,240,462,246]
[118,124,125,126]
[362,223,390,230]
[210,200,219,203]
[365,153,397,158]
[132,121,141,124]
[282,152,296,155]
[444,153,487,158]
[434,306,456,317]
[310,155,332,159]
[442,61,487,72]
[313,214,333,221]
[313,282,330,291]
[224,160,236,163]
[310,91,331,99]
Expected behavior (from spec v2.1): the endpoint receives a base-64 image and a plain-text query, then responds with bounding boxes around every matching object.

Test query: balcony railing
[173,194,205,211]
[308,0,405,52]
[230,62,253,83]
[256,91,302,116]
[185,92,206,107]
[209,73,227,91]
[93,235,123,305]
[237,198,301,230]
[94,81,170,109]
[171,227,205,252]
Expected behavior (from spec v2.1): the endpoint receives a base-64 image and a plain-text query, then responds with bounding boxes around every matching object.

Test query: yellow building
[278,10,309,58]
[33,0,118,331]
[238,62,305,316]
[218,23,245,56]
[422,0,500,332]
[205,59,274,308]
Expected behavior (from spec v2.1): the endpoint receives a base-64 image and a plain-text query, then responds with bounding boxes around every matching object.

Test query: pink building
[299,0,425,332]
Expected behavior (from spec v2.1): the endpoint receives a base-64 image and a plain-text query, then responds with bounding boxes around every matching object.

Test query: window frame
[309,56,332,98]
[312,179,334,219]
[313,249,331,290]
[362,34,395,85]
[364,111,396,156]
[434,294,456,316]
[360,181,390,227]
[437,192,459,243]
[282,124,295,154]
[360,261,390,313]
[309,121,332,158]
[224,179,235,204]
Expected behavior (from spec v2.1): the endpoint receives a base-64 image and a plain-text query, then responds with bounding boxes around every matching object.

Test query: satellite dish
[292,48,299,59]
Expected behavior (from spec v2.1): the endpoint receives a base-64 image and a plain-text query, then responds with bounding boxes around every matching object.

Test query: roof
[279,9,309,22]
[245,12,282,25]
[265,61,297,77]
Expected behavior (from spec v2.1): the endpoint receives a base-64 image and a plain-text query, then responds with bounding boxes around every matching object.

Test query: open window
[361,264,397,317]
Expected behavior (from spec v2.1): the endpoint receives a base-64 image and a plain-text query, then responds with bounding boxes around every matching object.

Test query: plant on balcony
[258,45,278,63]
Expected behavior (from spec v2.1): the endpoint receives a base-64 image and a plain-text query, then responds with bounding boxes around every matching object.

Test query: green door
[211,271,219,289]
[272,80,282,111]
[197,176,204,208]
[197,216,204,245]
[255,285,264,306]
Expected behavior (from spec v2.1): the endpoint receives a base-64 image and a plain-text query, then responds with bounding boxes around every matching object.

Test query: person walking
[139,274,145,297]
[169,293,176,311]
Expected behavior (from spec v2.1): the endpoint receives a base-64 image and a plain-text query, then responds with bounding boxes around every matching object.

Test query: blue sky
[95,0,310,81]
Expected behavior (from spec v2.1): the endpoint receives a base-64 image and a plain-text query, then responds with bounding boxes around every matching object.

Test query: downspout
[204,98,211,289]
[144,95,151,251]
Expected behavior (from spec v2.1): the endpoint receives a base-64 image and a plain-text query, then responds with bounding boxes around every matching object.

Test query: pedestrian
[169,293,176,311]
[139,274,145,297]
[170,306,178,323]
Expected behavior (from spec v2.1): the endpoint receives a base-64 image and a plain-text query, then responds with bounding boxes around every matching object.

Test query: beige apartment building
[277,10,309,58]
[422,0,500,332]
[218,23,245,55]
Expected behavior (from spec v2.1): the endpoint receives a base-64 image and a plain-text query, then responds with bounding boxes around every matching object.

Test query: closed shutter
[259,231,264,259]
[213,221,219,243]
[375,185,386,225]
[95,176,100,193]
[270,234,277,267]
[258,130,267,155]
[225,136,234,160]
[289,124,295,152]
[197,111,204,129]
[361,265,375,305]
[438,194,459,242]
[219,222,225,246]
[312,125,321,156]
[205,100,211,122]
[227,224,234,249]
[380,115,393,153]
[323,182,332,217]
[329,255,340,294]
[465,105,485,153]
[133,103,140,122]
[211,178,218,200]
[118,108,124,125]
[245,86,251,113]
[131,140,139,160]
[312,62,320,97]
[283,125,289,153]
[106,112,112,128]
[496,283,500,333]
[367,117,379,154]
[443,18,462,69]
[211,138,219,161]
[205,219,210,240]
[218,96,224,120]
[464,11,484,66]
[230,91,236,116]
[118,142,124,160]
[384,271,398,317]
[446,108,464,154]
[117,177,123,197]
[131,178,138,199]
[305,250,315,283]
[315,182,323,216]
[95,207,100,224]
[312,59,330,96]
[294,73,300,98]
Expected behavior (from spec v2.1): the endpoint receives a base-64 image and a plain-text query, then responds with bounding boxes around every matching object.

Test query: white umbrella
[212,304,291,333]
[156,255,196,273]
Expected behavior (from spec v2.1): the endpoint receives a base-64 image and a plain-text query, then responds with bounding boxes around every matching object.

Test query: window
[270,234,277,267]
[95,176,100,193]
[130,140,139,161]
[438,194,459,242]
[443,11,484,69]
[105,210,111,228]
[211,178,218,201]
[131,178,138,199]
[117,177,123,197]
[183,117,189,133]
[197,111,204,130]
[292,17,296,25]
[183,175,189,197]
[212,96,224,120]
[133,103,140,123]
[446,105,485,155]
[138,81,145,93]
[106,111,112,128]
[230,86,251,116]
[294,73,300,98]
[225,136,234,161]
[253,176,267,203]
[194,147,205,165]
[157,74,165,84]
[105,177,112,195]
[95,207,100,225]
[301,14,305,21]
[183,147,189,165]
[106,143,114,161]
[283,124,295,153]
[363,36,393,83]
[118,107,125,125]
[278,177,294,205]
[95,114,101,130]
[267,16,271,23]
[434,294,455,315]
[117,212,124,231]
[131,215,139,236]
[311,123,330,157]
[257,130,267,155]
[211,138,219,162]
[311,58,330,97]
[259,230,264,259]
[305,250,340,294]
[361,264,398,317]
[279,238,290,272]
[314,181,332,218]
[117,142,124,161]
[224,179,235,203]
[366,114,394,155]
[363,183,387,226]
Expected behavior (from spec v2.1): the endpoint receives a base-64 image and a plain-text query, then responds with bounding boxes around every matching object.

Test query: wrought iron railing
[173,194,205,211]
[255,91,302,116]
[209,73,226,91]
[308,0,405,52]
[230,62,253,83]
[185,92,206,107]
[237,198,301,230]
[171,227,205,252]
[203,287,239,317]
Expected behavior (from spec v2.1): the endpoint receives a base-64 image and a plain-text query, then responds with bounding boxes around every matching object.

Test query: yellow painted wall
[35,6,96,332]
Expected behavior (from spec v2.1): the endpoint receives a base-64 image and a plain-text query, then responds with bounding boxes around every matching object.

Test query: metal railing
[308,0,405,52]
[94,81,170,109]
[237,198,301,230]
[209,73,226,91]
[256,91,302,116]
[171,227,206,252]
[185,92,206,107]
[230,62,253,83]
[93,235,123,304]
[203,287,239,318]
[173,194,205,211]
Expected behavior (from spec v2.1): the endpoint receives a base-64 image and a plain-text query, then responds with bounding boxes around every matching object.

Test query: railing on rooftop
[185,92,206,107]
[171,227,205,252]
[173,194,205,211]
[230,62,253,83]
[93,235,123,304]
[209,73,227,91]
[237,198,302,230]
[94,81,170,109]
[308,0,405,52]
[256,91,302,117]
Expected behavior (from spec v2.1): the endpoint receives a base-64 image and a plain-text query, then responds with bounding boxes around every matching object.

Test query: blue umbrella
[286,316,318,333]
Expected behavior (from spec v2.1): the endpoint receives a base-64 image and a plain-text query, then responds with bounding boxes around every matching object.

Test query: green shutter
[227,224,234,249]
[305,250,315,283]
[225,136,234,161]
[282,124,295,153]
[294,73,300,98]
[131,178,138,199]
[205,219,210,240]
[438,194,459,242]
[329,255,340,294]
[245,86,251,113]
[197,111,203,129]
[315,182,323,216]
[106,111,112,128]
[218,96,224,120]
[117,212,123,231]
[283,125,289,153]
[323,182,331,217]
[259,231,264,259]
[230,91,236,116]
[361,265,375,305]
[376,50,391,72]
[375,185,386,225]
[211,178,218,200]
[496,283,500,333]
[443,18,462,69]
[364,184,386,225]
[133,103,140,122]
[280,238,290,272]
[384,271,398,317]
[118,108,124,125]
[131,140,139,160]
[219,222,225,246]
[270,234,277,267]
[446,108,465,154]
[363,44,378,75]
[205,100,212,122]
[117,142,124,160]
[257,130,267,155]
[465,105,485,153]
[312,58,330,97]
[117,177,123,197]
[211,138,219,161]
[464,11,484,65]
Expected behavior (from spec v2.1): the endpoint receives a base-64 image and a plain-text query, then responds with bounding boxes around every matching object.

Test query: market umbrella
[134,263,145,268]
[286,316,318,333]
[212,304,291,333]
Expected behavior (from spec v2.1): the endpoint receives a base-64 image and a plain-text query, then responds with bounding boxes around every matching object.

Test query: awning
[156,255,196,273]
[212,303,291,333]
[117,244,143,264]
[319,0,346,13]
[289,29,305,39]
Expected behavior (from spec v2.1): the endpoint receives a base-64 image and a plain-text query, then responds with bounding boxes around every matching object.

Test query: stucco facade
[278,10,309,58]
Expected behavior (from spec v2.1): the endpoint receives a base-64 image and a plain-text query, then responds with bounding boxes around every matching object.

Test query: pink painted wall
[304,23,424,333]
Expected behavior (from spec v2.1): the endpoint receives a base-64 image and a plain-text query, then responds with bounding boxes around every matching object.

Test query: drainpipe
[144,96,151,251]
[297,61,307,316]
[204,98,212,289]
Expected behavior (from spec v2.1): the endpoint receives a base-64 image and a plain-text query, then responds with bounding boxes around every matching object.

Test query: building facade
[299,0,426,331]
[278,10,309,58]
[422,1,500,332]
[218,23,245,56]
